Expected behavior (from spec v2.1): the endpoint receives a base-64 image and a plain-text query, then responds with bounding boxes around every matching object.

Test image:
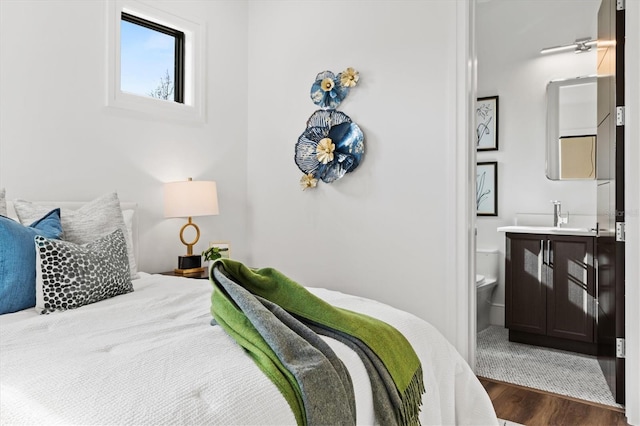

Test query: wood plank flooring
[479,377,629,426]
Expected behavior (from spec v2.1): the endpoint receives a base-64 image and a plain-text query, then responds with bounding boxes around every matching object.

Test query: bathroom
[473,0,622,409]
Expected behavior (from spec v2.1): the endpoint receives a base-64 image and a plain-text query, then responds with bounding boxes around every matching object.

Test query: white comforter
[0,273,497,425]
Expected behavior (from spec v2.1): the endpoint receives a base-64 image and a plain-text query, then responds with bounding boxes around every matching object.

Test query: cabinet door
[505,234,546,335]
[546,236,595,342]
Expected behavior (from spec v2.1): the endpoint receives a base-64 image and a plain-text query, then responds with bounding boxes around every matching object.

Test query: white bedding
[0,272,497,425]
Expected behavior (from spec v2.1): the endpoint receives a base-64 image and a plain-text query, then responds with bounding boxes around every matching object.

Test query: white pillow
[0,188,6,216]
[34,229,133,314]
[121,209,136,264]
[13,193,139,279]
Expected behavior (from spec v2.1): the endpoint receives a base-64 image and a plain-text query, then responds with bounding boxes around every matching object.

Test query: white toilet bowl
[476,274,497,332]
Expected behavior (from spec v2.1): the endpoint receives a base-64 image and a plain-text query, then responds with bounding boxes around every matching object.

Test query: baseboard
[509,330,598,355]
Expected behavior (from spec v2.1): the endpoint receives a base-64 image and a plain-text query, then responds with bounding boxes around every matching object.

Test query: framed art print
[477,161,497,216]
[209,241,231,259]
[476,96,499,151]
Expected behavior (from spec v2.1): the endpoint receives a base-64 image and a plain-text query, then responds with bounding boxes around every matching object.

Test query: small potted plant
[202,246,222,263]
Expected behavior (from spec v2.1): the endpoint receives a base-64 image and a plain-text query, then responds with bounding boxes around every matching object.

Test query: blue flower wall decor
[295,110,364,185]
[296,67,363,190]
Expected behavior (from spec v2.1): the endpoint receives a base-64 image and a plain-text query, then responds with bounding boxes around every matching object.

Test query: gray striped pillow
[14,193,138,279]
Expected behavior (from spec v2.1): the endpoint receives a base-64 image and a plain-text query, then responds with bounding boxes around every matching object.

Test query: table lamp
[164,177,219,275]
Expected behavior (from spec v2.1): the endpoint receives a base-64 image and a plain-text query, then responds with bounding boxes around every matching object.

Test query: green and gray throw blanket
[209,259,424,426]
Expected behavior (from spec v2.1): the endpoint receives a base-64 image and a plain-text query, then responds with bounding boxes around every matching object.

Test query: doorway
[472,0,625,408]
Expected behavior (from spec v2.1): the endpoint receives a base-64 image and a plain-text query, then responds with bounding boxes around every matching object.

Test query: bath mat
[476,325,623,409]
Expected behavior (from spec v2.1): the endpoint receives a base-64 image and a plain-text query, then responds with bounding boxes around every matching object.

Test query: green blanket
[210,259,424,425]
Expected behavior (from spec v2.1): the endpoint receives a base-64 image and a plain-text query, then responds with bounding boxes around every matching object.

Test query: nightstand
[159,270,209,280]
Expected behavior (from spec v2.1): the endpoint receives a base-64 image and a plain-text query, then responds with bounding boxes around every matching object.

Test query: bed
[0,194,498,425]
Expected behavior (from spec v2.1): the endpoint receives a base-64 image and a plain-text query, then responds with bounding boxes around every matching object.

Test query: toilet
[476,274,497,332]
[476,250,499,332]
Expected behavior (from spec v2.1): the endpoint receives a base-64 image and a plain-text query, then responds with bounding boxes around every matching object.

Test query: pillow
[0,188,6,216]
[121,209,136,259]
[13,193,139,280]
[35,228,133,314]
[0,209,63,314]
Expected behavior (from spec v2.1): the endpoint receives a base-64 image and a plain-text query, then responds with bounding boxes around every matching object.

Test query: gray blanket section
[213,267,356,425]
[305,322,400,426]
[255,295,356,413]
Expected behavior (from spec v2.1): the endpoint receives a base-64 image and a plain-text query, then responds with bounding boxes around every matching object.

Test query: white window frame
[106,0,205,123]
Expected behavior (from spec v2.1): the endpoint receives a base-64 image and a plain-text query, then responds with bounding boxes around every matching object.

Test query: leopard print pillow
[35,229,133,314]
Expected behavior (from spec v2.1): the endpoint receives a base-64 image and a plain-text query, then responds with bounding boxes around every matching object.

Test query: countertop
[497,225,597,236]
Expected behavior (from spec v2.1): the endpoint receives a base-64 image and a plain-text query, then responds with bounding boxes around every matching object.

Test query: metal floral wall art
[296,67,364,190]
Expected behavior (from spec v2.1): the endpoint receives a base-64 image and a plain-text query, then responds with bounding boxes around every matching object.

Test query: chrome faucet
[551,200,568,227]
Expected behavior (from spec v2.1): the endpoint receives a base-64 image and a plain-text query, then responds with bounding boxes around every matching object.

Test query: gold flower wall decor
[321,78,335,92]
[316,138,336,164]
[300,173,318,190]
[340,67,359,88]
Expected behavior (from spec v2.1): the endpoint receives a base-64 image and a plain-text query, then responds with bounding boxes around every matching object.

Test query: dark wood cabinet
[505,235,546,335]
[505,233,596,355]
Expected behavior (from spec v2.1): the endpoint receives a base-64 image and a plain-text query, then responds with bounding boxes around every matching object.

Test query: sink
[497,225,596,236]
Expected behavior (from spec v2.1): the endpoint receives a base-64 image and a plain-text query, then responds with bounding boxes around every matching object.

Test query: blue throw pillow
[0,209,63,314]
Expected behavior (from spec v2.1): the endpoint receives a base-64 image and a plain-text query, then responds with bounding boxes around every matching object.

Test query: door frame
[461,0,639,422]
[595,0,625,405]
[622,2,640,425]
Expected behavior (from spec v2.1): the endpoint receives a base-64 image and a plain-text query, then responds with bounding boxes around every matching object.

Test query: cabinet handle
[542,239,552,265]
[595,257,599,320]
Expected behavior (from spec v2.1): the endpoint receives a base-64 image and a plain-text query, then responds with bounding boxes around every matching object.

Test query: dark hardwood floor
[479,377,628,426]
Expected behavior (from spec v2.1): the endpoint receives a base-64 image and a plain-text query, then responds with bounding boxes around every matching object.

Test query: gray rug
[476,325,623,409]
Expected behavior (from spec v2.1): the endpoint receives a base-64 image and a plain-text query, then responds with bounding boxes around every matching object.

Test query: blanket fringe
[397,365,425,426]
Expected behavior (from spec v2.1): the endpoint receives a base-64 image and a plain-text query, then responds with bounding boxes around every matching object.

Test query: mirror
[546,76,597,180]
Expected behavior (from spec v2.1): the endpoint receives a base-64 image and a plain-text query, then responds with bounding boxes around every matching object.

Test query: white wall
[246,0,465,338]
[1,0,472,348]
[476,0,600,325]
[0,0,249,273]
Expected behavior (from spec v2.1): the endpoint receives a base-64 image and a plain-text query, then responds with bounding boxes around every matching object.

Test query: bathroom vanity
[499,226,597,355]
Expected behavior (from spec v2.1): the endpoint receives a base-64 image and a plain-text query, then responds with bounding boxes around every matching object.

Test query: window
[107,0,204,123]
[120,12,184,103]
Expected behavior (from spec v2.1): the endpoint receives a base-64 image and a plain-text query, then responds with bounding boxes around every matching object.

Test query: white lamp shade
[164,180,219,218]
